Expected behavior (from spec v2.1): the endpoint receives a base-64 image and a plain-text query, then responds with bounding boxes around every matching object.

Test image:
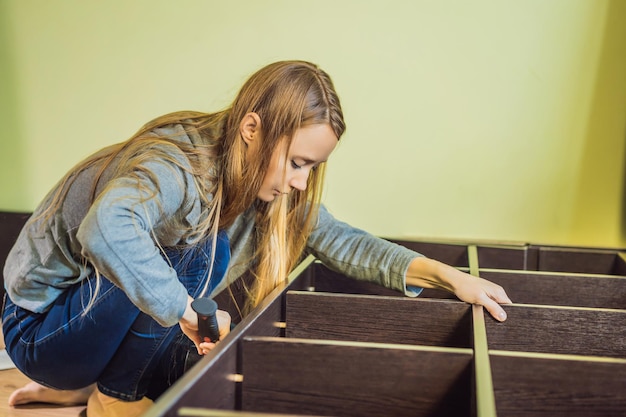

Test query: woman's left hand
[451,271,512,321]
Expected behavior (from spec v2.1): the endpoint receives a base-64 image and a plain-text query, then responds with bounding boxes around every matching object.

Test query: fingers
[197,309,232,355]
[482,296,508,322]
[217,309,232,340]
[481,279,512,322]
[198,340,217,355]
[454,275,511,322]
[490,284,512,305]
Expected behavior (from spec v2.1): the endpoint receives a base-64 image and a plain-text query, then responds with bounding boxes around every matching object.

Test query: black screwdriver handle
[190,298,220,343]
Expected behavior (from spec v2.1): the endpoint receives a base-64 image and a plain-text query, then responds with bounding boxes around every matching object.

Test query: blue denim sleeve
[76,158,192,327]
[306,205,424,297]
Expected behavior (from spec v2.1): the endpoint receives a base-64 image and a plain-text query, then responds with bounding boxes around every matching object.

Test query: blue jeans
[1,231,230,401]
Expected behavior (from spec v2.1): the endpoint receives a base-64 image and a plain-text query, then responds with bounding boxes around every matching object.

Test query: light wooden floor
[0,328,84,417]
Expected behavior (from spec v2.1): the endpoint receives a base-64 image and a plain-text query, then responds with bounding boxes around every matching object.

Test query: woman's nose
[288,170,309,191]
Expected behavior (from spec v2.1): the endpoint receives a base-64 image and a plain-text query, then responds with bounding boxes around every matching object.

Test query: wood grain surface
[241,337,473,417]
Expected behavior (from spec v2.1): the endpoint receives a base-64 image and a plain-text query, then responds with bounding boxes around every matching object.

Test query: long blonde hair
[224,61,345,311]
[40,60,345,315]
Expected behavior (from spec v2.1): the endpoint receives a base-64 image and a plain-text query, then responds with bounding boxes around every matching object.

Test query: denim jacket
[3,124,422,327]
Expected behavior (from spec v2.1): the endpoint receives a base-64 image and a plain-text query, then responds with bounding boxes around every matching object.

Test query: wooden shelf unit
[143,239,626,417]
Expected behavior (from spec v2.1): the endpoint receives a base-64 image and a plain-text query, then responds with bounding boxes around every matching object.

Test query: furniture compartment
[485,304,626,358]
[476,244,528,270]
[143,235,626,417]
[241,337,474,417]
[479,269,626,309]
[490,352,626,417]
[285,291,471,348]
[305,261,409,297]
[146,260,317,416]
[387,239,469,268]
[530,245,626,275]
[306,261,461,301]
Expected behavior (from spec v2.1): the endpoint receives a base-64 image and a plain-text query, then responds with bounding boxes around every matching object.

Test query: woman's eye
[291,160,302,169]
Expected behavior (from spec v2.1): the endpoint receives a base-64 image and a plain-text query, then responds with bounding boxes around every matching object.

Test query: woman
[2,60,511,417]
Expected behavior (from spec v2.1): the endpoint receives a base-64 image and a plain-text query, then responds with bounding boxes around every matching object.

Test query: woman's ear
[240,112,262,146]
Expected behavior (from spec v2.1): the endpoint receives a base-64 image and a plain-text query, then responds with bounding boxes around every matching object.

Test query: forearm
[308,205,417,293]
[179,295,197,329]
[405,256,512,322]
[405,256,464,293]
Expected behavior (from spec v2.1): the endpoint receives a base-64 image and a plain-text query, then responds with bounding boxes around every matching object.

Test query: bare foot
[8,381,94,406]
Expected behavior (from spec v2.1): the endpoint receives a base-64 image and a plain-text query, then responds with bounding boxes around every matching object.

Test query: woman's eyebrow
[296,157,327,164]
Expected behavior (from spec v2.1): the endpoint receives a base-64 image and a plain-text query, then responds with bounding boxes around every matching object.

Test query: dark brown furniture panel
[304,261,459,301]
[485,305,626,358]
[141,236,626,417]
[178,409,323,416]
[531,245,626,275]
[241,337,473,417]
[479,270,626,309]
[490,353,626,417]
[387,239,469,267]
[0,211,31,300]
[304,261,407,297]
[285,291,471,348]
[147,262,315,417]
[476,245,528,270]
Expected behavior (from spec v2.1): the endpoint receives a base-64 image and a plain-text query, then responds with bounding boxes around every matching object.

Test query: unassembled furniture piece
[0,212,31,301]
[144,239,626,417]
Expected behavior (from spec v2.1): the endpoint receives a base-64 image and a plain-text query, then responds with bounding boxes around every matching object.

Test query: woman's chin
[257,192,276,202]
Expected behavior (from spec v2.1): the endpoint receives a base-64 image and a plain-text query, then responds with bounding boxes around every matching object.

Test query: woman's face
[257,123,338,202]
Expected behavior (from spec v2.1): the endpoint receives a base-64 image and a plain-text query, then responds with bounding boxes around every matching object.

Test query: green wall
[0,2,27,209]
[1,0,624,248]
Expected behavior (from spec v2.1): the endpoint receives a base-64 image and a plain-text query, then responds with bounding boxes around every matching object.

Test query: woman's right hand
[179,296,232,355]
[197,309,231,354]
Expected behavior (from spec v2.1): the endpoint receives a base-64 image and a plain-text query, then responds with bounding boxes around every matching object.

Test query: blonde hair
[224,61,345,311]
[39,60,345,316]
